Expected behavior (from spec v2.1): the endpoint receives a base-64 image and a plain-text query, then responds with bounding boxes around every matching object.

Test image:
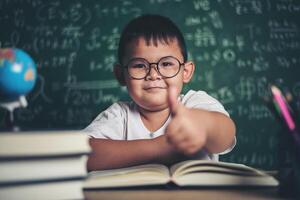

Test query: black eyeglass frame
[122,56,185,80]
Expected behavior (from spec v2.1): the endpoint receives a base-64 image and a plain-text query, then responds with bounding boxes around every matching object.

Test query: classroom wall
[0,0,299,169]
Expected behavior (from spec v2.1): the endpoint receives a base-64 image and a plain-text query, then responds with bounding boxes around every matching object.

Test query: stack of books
[0,130,91,200]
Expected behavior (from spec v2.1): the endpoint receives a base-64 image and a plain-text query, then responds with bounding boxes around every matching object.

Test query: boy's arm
[87,135,183,171]
[179,109,235,153]
[165,87,236,155]
[203,111,236,153]
[199,111,235,153]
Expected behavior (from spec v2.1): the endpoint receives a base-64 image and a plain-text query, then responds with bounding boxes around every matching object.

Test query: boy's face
[119,37,194,112]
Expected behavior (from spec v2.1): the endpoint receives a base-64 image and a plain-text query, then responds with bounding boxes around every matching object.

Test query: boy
[84,14,236,171]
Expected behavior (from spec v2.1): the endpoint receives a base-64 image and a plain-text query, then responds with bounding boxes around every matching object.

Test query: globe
[0,48,37,101]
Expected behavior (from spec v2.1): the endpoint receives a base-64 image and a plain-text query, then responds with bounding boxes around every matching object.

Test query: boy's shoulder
[181,90,218,104]
[181,90,229,116]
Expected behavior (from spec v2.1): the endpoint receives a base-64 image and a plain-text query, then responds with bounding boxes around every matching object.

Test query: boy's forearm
[87,136,181,171]
[189,109,236,154]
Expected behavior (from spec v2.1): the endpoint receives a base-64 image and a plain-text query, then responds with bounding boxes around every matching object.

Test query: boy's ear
[182,61,195,83]
[113,64,126,86]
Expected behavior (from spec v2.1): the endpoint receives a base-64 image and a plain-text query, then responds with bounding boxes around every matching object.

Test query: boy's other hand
[165,86,207,155]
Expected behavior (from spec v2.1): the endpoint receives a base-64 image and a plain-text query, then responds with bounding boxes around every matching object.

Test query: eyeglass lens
[127,57,181,79]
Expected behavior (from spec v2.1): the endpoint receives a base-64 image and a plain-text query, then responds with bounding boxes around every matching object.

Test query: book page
[84,164,170,188]
[170,160,267,177]
[173,172,279,187]
[169,160,278,187]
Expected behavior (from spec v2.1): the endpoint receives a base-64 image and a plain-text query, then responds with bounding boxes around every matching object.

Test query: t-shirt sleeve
[82,102,127,140]
[182,90,229,116]
[182,90,236,156]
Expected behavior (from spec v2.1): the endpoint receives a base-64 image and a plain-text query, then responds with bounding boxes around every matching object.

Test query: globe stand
[0,96,27,132]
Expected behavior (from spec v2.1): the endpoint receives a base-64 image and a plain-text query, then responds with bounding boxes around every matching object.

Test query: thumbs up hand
[165,86,208,155]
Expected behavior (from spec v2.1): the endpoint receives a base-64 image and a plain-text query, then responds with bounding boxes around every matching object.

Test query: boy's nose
[146,64,162,80]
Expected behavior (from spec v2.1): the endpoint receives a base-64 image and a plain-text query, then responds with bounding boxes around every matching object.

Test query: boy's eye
[130,63,147,69]
[160,62,175,67]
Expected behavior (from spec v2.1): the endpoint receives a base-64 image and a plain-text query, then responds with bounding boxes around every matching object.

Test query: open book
[83,160,279,189]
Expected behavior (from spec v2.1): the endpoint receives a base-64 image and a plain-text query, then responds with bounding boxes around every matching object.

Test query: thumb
[168,86,180,115]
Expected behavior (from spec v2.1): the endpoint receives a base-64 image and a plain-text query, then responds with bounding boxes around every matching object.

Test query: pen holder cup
[278,129,300,198]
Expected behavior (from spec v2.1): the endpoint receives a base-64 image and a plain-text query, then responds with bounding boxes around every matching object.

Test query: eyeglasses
[123,56,185,79]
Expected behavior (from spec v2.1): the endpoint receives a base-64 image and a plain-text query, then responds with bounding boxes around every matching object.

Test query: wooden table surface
[84,187,291,200]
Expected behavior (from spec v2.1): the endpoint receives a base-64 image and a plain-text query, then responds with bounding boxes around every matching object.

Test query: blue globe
[0,48,37,101]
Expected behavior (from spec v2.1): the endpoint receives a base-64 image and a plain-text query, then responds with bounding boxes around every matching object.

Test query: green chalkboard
[0,0,299,170]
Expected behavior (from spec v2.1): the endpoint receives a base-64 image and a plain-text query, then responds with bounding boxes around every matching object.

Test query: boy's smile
[143,80,167,90]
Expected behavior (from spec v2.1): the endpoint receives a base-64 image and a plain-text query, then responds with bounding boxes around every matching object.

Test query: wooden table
[84,187,290,200]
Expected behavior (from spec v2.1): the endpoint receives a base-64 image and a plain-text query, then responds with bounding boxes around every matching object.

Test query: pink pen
[271,86,296,132]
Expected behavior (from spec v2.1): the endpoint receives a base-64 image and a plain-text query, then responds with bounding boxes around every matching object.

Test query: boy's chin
[139,102,169,112]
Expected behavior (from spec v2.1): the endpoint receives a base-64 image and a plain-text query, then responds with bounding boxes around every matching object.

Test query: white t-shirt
[83,90,236,160]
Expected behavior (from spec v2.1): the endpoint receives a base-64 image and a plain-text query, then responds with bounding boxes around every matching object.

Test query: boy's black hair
[118,14,187,64]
